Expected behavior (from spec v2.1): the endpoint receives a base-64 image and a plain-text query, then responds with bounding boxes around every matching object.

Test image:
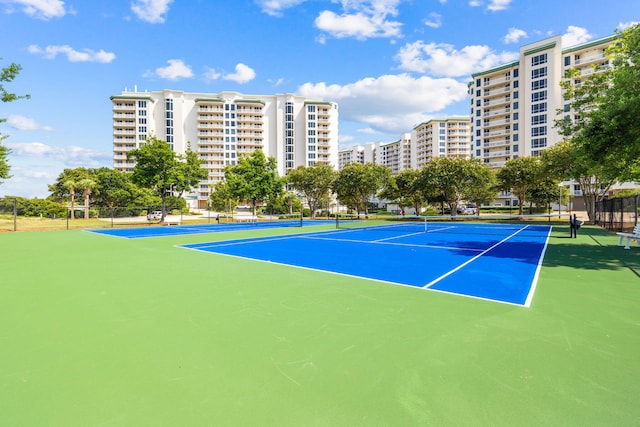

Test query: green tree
[333,163,392,217]
[496,157,542,216]
[126,136,185,221]
[287,164,336,219]
[49,167,92,220]
[92,167,159,209]
[1,59,30,185]
[420,158,490,215]
[541,140,616,221]
[464,164,498,215]
[209,181,238,213]
[224,150,285,215]
[173,143,209,198]
[78,178,96,219]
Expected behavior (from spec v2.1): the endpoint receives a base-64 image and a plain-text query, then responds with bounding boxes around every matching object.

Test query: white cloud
[6,115,53,131]
[222,63,256,84]
[203,67,222,82]
[487,0,512,11]
[424,12,442,29]
[504,27,527,44]
[618,21,639,30]
[562,26,593,48]
[468,0,511,10]
[395,41,518,77]
[6,142,111,166]
[131,0,173,24]
[147,59,193,80]
[2,0,67,19]
[298,73,469,135]
[315,0,403,40]
[28,44,116,63]
[256,0,307,17]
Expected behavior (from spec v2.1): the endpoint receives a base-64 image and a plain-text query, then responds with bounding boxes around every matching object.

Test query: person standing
[570,214,578,238]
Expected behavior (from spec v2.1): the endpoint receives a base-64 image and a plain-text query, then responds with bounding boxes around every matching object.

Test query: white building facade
[112,89,339,208]
[469,35,615,205]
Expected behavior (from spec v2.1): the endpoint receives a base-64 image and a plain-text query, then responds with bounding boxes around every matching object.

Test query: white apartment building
[112,89,339,208]
[469,36,614,167]
[469,34,615,205]
[411,118,471,169]
[338,118,470,172]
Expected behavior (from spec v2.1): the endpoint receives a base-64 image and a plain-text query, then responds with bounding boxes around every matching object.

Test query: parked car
[147,210,162,221]
[456,204,478,215]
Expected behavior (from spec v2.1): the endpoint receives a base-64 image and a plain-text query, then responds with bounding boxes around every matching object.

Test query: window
[307,105,316,113]
[564,56,571,66]
[532,102,547,114]
[531,126,547,137]
[513,112,519,120]
[513,102,519,110]
[308,114,315,120]
[513,91,519,99]
[532,114,547,125]
[138,118,146,124]
[532,90,547,102]
[532,67,548,79]
[531,53,547,66]
[513,80,519,88]
[513,68,519,78]
[532,79,547,90]
[138,101,147,108]
[531,138,547,149]
[165,99,173,110]
[476,78,481,87]
[138,110,146,117]
[513,144,518,152]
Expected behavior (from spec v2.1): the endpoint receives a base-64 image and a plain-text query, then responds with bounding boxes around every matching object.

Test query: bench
[162,219,181,226]
[616,225,640,249]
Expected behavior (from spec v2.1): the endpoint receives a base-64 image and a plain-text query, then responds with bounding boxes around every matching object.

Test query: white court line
[523,227,552,308]
[373,231,425,242]
[422,225,532,289]
[300,234,483,252]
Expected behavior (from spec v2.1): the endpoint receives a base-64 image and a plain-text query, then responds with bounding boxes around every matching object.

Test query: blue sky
[0,0,638,198]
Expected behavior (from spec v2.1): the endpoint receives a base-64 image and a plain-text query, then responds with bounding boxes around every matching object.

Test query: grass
[1,223,639,426]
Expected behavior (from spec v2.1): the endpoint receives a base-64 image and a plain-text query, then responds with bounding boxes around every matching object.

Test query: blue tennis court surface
[182,222,552,306]
[87,219,334,238]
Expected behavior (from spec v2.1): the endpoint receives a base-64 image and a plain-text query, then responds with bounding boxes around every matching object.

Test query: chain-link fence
[594,194,639,233]
[0,198,226,232]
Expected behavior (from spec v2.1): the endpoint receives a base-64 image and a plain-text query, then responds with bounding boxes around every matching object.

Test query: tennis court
[182,218,553,306]
[87,215,330,238]
[2,222,640,426]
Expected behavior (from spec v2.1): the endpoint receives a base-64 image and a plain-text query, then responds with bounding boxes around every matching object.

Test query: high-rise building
[411,118,471,169]
[338,118,470,172]
[112,89,339,208]
[469,34,615,167]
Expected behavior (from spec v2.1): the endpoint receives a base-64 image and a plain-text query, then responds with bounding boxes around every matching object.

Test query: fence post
[13,197,17,232]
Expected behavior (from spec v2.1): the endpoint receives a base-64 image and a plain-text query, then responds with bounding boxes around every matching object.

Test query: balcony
[574,52,606,66]
[483,139,511,148]
[484,107,511,118]
[483,117,511,128]
[483,128,510,137]
[485,150,511,158]
[482,75,511,88]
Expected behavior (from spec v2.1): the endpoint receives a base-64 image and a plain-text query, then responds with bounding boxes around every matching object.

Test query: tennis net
[336,213,572,236]
[245,213,304,228]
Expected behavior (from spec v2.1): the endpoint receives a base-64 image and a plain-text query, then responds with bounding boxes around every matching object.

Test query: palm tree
[78,178,96,220]
[64,180,76,220]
